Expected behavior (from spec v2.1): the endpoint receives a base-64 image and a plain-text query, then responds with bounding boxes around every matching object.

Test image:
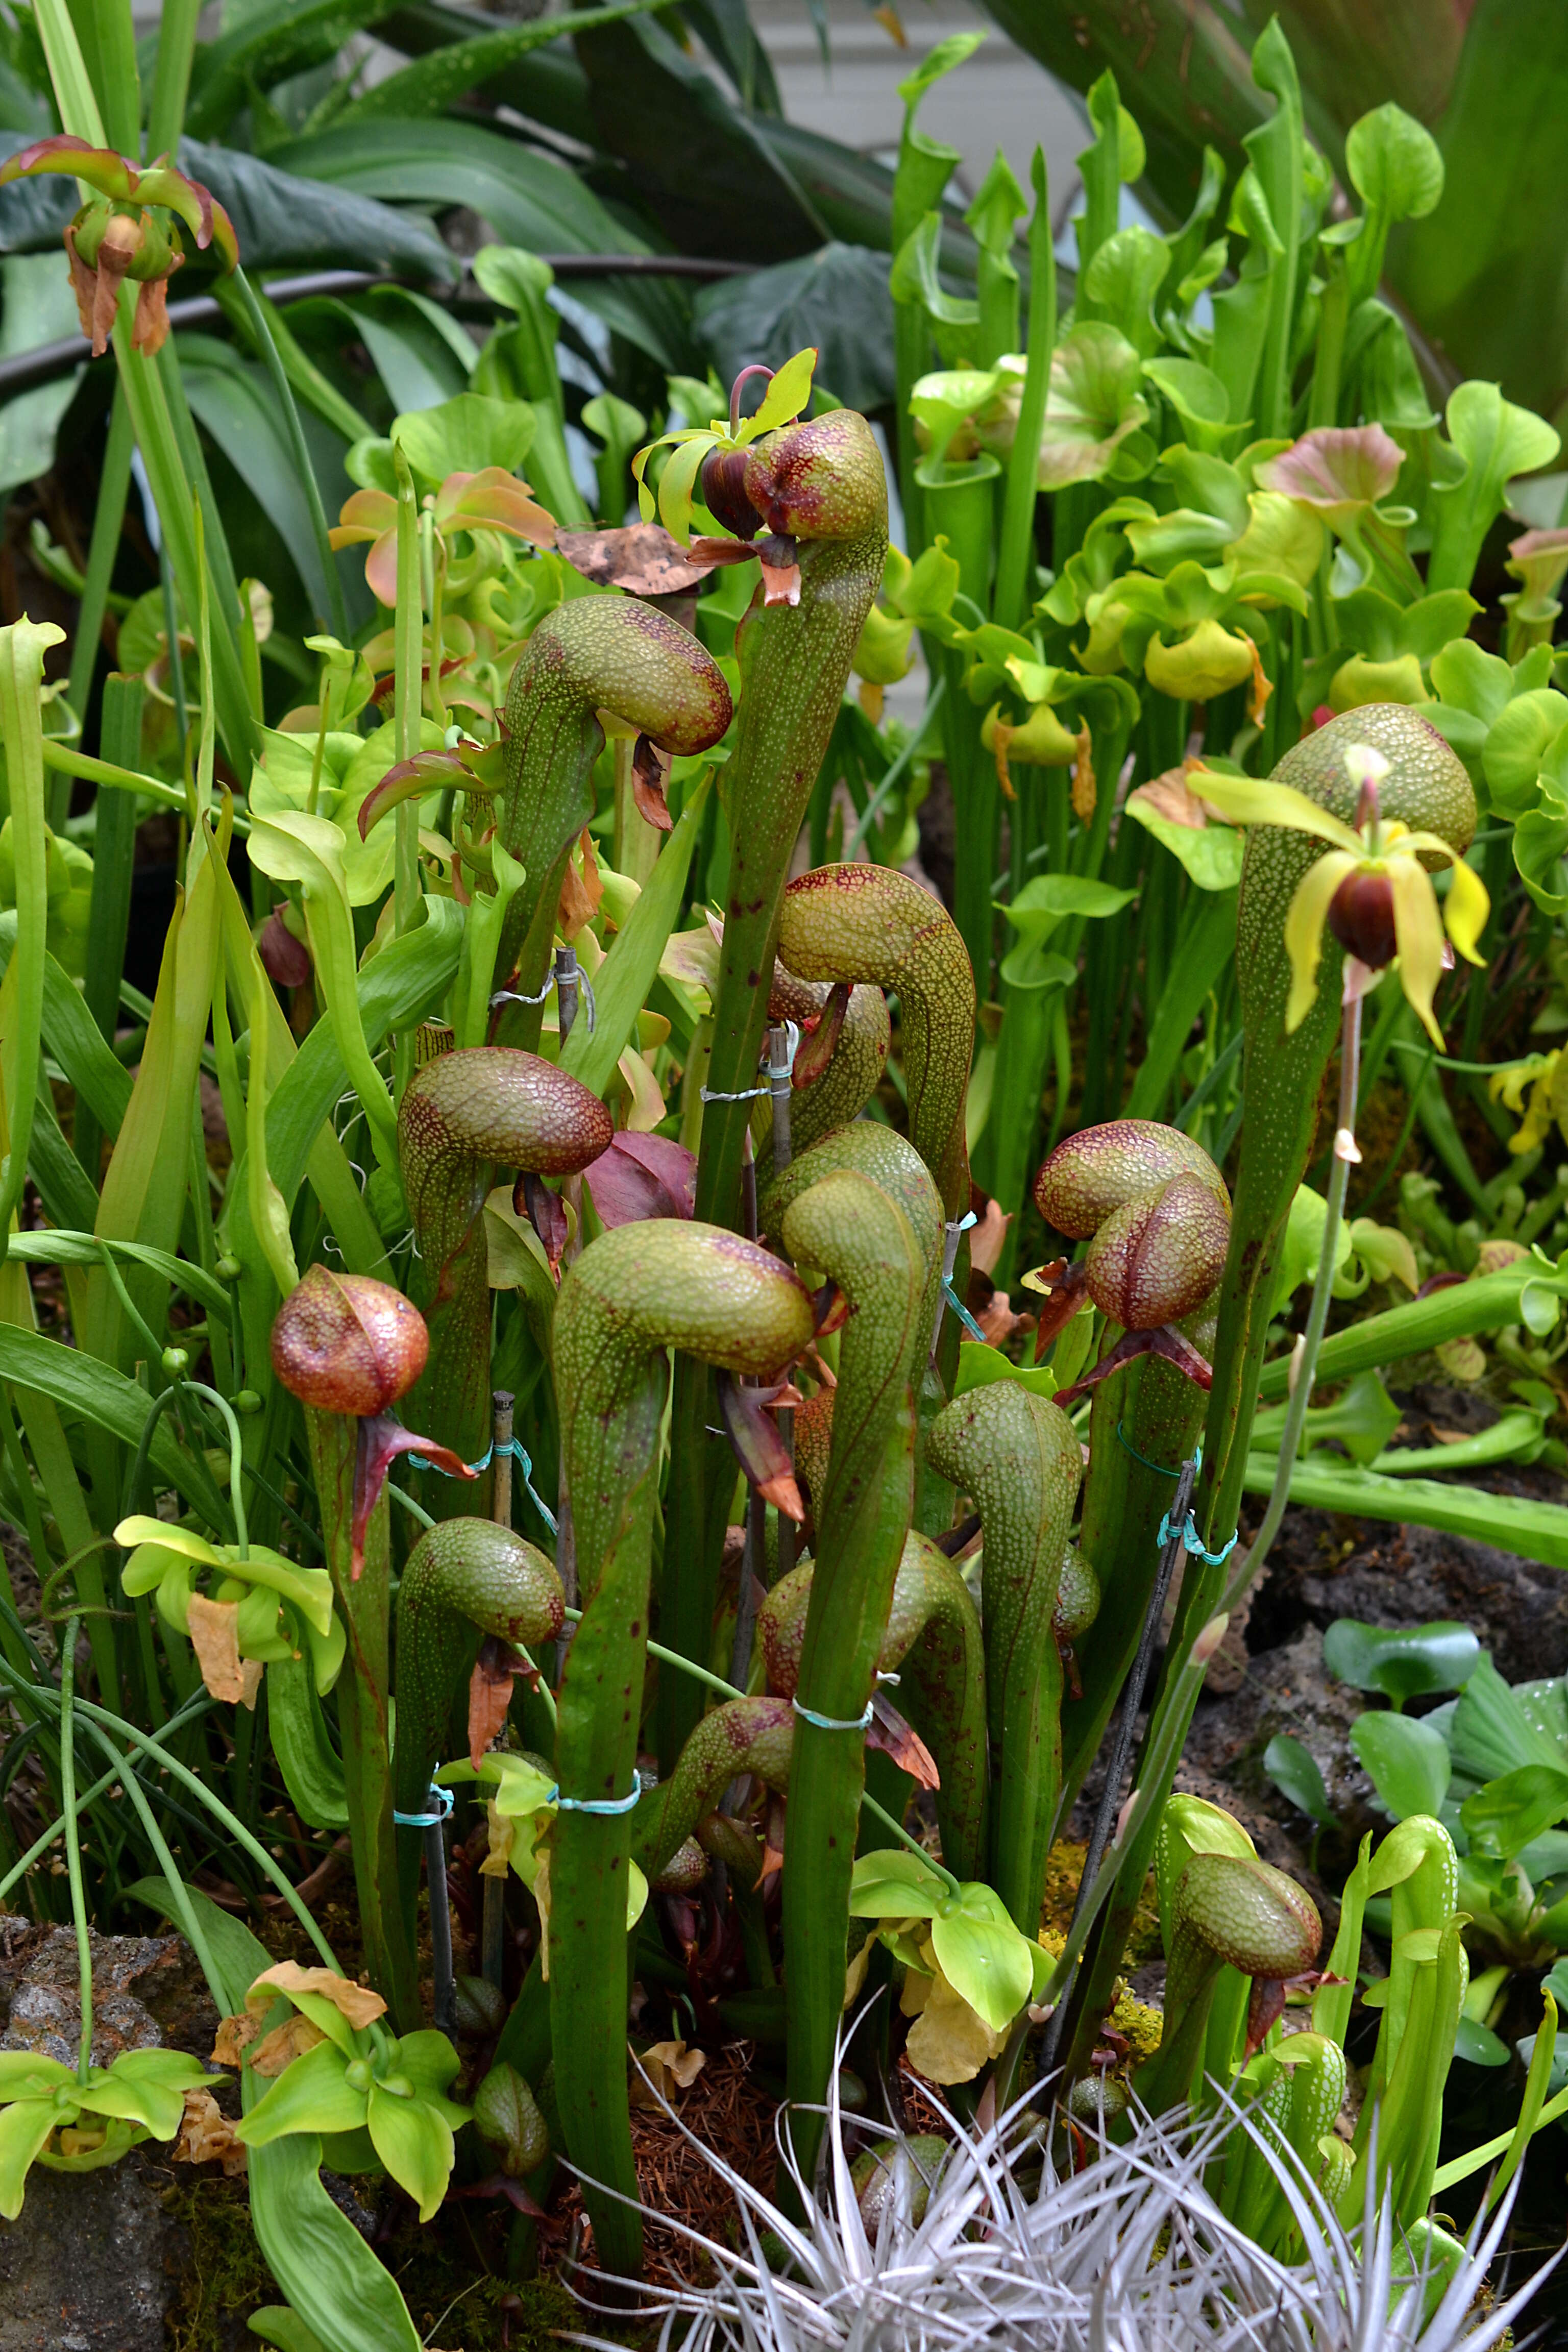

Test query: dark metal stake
[426,1802,457,2036]
[1036,1449,1199,2084]
[482,1389,514,1993]
[554,944,580,1044]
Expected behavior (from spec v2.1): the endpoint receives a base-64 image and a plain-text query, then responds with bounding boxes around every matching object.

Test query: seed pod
[1082,1168,1233,1332]
[1034,1120,1227,1239]
[270,1265,429,1417]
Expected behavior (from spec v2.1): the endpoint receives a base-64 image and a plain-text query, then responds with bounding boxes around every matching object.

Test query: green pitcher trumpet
[549,1219,816,2277]
[398,1045,612,1477]
[926,1381,1084,1933]
[492,599,733,1045]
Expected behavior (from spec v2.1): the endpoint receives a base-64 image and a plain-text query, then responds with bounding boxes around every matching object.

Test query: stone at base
[0,2149,173,2352]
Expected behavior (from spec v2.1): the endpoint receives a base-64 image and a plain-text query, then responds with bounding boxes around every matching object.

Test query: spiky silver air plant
[567,2075,1547,2352]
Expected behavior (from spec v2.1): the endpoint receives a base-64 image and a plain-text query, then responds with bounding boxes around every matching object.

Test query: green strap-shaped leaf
[0,1325,212,1511]
[0,619,62,1260]
[561,773,711,1099]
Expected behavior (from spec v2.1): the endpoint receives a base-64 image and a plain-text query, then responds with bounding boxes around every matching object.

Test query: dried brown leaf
[245,1959,386,2027]
[249,2013,327,2075]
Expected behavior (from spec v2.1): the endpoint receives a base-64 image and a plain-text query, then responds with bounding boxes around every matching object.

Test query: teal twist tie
[792,1694,873,1732]
[408,1435,558,1534]
[395,1782,454,1829]
[1117,1424,1204,1479]
[1157,1505,1236,1570]
[553,1780,642,1815]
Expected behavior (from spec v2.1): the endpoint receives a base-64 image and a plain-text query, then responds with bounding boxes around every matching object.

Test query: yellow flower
[1192,742,1488,1045]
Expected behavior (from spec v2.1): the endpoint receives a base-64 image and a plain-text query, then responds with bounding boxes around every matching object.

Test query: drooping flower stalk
[1071,710,1475,2090]
[394,1516,564,1949]
[549,1222,815,2278]
[272,1268,471,2029]
[490,600,733,1047]
[925,1382,1083,1934]
[775,1168,934,2183]
[397,1046,611,1479]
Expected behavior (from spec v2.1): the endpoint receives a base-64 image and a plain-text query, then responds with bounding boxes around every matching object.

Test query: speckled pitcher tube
[491,598,733,1047]
[548,1220,815,2280]
[397,1045,611,1485]
[663,411,888,1776]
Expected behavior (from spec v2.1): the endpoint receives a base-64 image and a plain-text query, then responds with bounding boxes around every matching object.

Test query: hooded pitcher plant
[660,376,889,1768]
[271,1269,473,2025]
[1065,707,1477,2084]
[488,598,732,1050]
[394,1515,564,1950]
[925,1383,1084,1935]
[1031,1123,1230,1821]
[548,1220,815,2278]
[774,1164,939,2185]
[397,1046,612,1481]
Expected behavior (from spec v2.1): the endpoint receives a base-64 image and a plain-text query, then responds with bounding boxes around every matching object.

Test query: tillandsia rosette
[0,2046,217,2216]
[115,1516,343,1708]
[0,136,237,356]
[228,1963,469,2222]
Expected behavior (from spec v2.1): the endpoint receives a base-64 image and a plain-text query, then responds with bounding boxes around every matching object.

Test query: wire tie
[394,1782,454,1829]
[1156,1508,1237,1570]
[553,1779,642,1815]
[792,1694,873,1732]
[702,1023,799,1104]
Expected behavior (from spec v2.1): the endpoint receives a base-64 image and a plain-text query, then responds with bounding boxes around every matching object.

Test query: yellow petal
[1388,854,1446,1046]
[1187,768,1365,855]
[1443,855,1489,965]
[1283,852,1357,1032]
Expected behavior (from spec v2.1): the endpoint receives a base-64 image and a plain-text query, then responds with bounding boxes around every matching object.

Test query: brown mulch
[548,2043,783,2288]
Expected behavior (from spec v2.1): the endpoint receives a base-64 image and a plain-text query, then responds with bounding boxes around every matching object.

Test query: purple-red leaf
[583,1130,696,1229]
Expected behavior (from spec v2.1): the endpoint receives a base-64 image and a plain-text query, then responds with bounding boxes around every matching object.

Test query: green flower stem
[549,1221,814,2278]
[920,455,1003,987]
[0,1689,212,1906]
[661,413,886,1776]
[492,601,732,1050]
[397,1048,610,1480]
[304,1404,419,2030]
[777,1170,928,2183]
[993,149,1055,635]
[229,269,350,640]
[926,1383,1082,1933]
[393,442,423,942]
[58,1613,92,2081]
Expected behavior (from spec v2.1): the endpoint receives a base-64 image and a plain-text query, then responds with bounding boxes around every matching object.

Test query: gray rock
[0,2149,176,2351]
